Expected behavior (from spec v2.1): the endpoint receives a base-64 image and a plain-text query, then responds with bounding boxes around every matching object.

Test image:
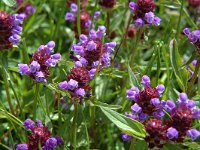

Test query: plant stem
[106,11,110,36]
[175,0,184,39]
[73,102,78,150]
[129,139,136,150]
[77,0,81,37]
[33,83,40,120]
[112,15,132,64]
[0,53,14,115]
[187,60,200,97]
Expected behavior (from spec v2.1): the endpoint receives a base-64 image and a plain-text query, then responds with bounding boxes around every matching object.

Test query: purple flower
[167,127,179,139]
[96,26,106,39]
[51,53,61,60]
[153,16,161,26]
[89,68,96,79]
[72,45,84,55]
[150,98,160,107]
[193,109,200,119]
[178,93,188,103]
[65,12,75,22]
[46,58,57,67]
[187,129,200,141]
[18,64,30,75]
[70,3,78,13]
[54,136,64,145]
[87,40,97,51]
[183,28,191,36]
[129,2,137,13]
[59,81,68,90]
[46,41,55,53]
[94,11,101,20]
[141,75,150,87]
[79,57,88,65]
[79,34,88,43]
[134,18,144,27]
[131,103,142,114]
[9,34,21,44]
[145,12,155,24]
[35,71,47,83]
[89,29,97,39]
[36,120,43,127]
[23,118,35,130]
[192,60,197,66]
[187,100,196,109]
[153,109,165,118]
[126,86,139,101]
[30,61,40,73]
[102,52,111,66]
[165,100,176,111]
[121,133,133,141]
[139,112,148,122]
[16,143,28,150]
[75,88,85,97]
[45,137,57,149]
[74,61,83,68]
[67,79,78,90]
[156,84,165,95]
[193,30,200,39]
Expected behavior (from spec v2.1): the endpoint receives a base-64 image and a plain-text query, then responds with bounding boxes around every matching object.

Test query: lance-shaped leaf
[2,0,16,7]
[100,106,146,139]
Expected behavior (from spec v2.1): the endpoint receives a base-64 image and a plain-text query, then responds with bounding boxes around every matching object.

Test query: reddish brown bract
[99,0,117,8]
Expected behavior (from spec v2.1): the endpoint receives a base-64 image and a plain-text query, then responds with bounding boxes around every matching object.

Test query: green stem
[106,11,110,36]
[77,0,81,37]
[187,60,200,97]
[175,0,184,39]
[129,139,136,150]
[0,53,14,115]
[81,106,90,149]
[112,15,132,64]
[73,103,78,150]
[33,83,40,120]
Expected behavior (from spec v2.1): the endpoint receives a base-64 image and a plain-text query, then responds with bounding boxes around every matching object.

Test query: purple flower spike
[45,137,57,149]
[67,79,78,90]
[35,71,47,83]
[156,84,165,95]
[18,64,30,75]
[178,93,188,103]
[94,11,101,20]
[129,2,137,13]
[142,75,150,87]
[131,103,142,114]
[165,100,176,111]
[150,98,160,107]
[187,129,200,141]
[80,34,88,43]
[126,86,140,101]
[183,28,191,36]
[75,88,85,97]
[193,109,200,119]
[145,12,155,24]
[23,118,35,130]
[87,40,97,51]
[167,127,179,139]
[121,133,133,141]
[134,18,144,27]
[30,61,40,73]
[70,3,78,13]
[59,81,68,90]
[65,12,75,22]
[153,16,161,26]
[16,143,28,150]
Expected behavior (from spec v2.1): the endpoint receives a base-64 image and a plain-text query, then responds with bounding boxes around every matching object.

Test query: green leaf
[129,140,148,150]
[162,143,182,150]
[99,106,146,139]
[169,39,189,91]
[91,100,122,110]
[128,64,140,88]
[2,0,16,7]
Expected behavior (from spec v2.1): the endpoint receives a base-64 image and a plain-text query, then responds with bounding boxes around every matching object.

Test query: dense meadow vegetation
[0,0,200,149]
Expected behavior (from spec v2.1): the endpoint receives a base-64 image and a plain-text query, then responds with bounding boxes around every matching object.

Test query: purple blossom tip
[183,28,191,36]
[165,100,176,112]
[142,75,150,87]
[70,3,78,13]
[59,81,68,90]
[192,109,200,119]
[150,98,160,107]
[23,118,35,130]
[45,137,57,149]
[153,16,161,26]
[126,86,139,101]
[178,93,188,103]
[75,88,85,97]
[35,71,47,83]
[131,103,142,114]
[134,18,144,27]
[129,2,137,13]
[67,79,78,90]
[16,143,28,150]
[121,133,133,141]
[156,84,165,95]
[30,61,40,73]
[87,40,97,51]
[18,64,30,75]
[187,129,200,141]
[79,34,88,43]
[145,12,155,24]
[94,11,101,20]
[167,127,179,139]
[65,12,75,22]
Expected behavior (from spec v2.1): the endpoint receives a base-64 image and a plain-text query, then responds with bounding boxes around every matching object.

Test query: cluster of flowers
[65,3,101,36]
[59,25,116,101]
[67,0,88,10]
[188,0,200,8]
[183,28,200,54]
[129,0,161,26]
[14,0,35,18]
[122,75,200,148]
[18,41,61,83]
[16,119,63,150]
[0,11,25,51]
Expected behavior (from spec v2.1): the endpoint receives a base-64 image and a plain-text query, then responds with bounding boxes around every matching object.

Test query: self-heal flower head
[187,129,200,140]
[0,11,24,51]
[167,127,179,139]
[18,41,61,83]
[18,119,63,150]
